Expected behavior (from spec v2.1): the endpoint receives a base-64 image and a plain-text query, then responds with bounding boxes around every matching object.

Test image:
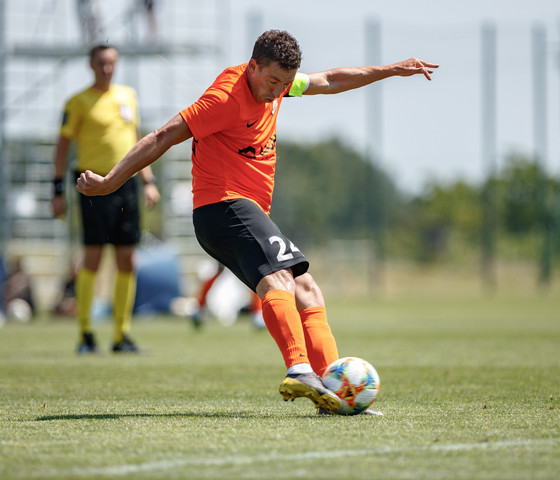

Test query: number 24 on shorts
[269,236,300,261]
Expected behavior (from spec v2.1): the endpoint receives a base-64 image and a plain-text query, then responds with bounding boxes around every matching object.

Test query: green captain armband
[288,72,309,97]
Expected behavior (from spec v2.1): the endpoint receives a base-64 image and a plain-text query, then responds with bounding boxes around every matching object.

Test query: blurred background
[0,0,559,321]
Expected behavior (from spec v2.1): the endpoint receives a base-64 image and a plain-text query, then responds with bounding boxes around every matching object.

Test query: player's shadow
[35,411,299,421]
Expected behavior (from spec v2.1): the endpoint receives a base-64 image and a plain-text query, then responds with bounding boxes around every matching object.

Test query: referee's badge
[119,103,134,123]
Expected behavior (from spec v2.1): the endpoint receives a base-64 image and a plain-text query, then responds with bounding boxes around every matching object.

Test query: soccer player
[76,31,437,412]
[52,44,160,354]
[191,262,265,329]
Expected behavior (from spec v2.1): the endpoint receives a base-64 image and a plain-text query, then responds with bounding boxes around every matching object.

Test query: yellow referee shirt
[60,84,139,175]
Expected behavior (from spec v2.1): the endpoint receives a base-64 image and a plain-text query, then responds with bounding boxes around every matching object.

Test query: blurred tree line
[273,139,560,268]
[6,137,557,275]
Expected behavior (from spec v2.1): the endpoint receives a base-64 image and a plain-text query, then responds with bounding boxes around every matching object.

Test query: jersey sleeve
[287,72,309,97]
[180,89,239,139]
[131,88,140,129]
[59,96,81,139]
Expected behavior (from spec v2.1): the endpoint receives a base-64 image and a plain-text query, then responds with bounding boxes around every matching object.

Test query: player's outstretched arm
[305,57,439,95]
[77,114,192,196]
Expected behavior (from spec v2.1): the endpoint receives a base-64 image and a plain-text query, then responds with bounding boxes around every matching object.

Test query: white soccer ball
[322,356,380,415]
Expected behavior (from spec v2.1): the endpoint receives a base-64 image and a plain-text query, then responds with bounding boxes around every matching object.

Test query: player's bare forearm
[305,58,438,95]
[76,114,191,196]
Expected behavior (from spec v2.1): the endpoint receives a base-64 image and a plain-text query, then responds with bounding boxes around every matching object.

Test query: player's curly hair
[251,30,302,70]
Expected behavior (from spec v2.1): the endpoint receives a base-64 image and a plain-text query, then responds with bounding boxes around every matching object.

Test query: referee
[52,45,160,354]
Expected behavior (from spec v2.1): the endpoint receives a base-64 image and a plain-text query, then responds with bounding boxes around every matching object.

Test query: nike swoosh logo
[246,120,258,128]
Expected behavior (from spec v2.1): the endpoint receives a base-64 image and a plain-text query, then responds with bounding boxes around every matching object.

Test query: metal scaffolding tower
[0,0,229,308]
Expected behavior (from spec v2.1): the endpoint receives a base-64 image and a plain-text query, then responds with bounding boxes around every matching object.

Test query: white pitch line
[24,438,560,478]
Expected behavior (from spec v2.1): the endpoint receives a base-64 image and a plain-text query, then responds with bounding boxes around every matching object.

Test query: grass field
[1,292,559,479]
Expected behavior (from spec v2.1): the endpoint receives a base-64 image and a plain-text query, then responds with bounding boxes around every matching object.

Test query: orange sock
[197,270,222,308]
[249,291,262,313]
[300,307,338,377]
[261,290,309,369]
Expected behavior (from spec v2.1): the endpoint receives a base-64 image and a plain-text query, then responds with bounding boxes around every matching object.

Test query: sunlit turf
[1,293,559,479]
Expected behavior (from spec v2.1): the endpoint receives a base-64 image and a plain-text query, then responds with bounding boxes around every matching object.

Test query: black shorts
[77,173,141,246]
[193,198,309,291]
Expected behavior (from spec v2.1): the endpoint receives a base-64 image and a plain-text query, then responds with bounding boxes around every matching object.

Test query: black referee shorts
[193,198,309,291]
[76,173,141,246]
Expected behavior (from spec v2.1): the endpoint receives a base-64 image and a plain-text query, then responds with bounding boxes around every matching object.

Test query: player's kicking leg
[260,288,341,413]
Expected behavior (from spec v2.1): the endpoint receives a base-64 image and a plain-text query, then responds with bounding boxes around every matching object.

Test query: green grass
[1,293,559,479]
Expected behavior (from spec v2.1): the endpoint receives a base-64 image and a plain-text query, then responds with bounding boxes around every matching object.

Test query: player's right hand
[76,170,106,196]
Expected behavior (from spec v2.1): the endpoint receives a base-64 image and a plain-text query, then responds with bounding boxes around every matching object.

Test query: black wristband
[143,176,156,185]
[53,178,64,195]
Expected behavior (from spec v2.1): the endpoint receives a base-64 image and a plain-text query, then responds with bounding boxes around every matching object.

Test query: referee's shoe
[279,372,341,413]
[112,334,144,354]
[77,332,99,354]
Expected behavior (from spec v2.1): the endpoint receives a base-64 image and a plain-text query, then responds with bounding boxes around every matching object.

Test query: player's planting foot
[77,332,99,354]
[112,334,143,354]
[279,372,341,413]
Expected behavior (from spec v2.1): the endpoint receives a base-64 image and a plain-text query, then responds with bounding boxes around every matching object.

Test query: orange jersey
[180,63,288,214]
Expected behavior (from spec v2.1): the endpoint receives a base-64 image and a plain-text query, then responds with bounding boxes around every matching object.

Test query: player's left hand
[393,57,439,80]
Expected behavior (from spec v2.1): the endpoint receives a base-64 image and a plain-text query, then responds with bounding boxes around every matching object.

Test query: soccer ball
[322,357,380,415]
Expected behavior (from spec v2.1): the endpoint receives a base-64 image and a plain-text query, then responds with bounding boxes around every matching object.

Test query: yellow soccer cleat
[279,372,342,413]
